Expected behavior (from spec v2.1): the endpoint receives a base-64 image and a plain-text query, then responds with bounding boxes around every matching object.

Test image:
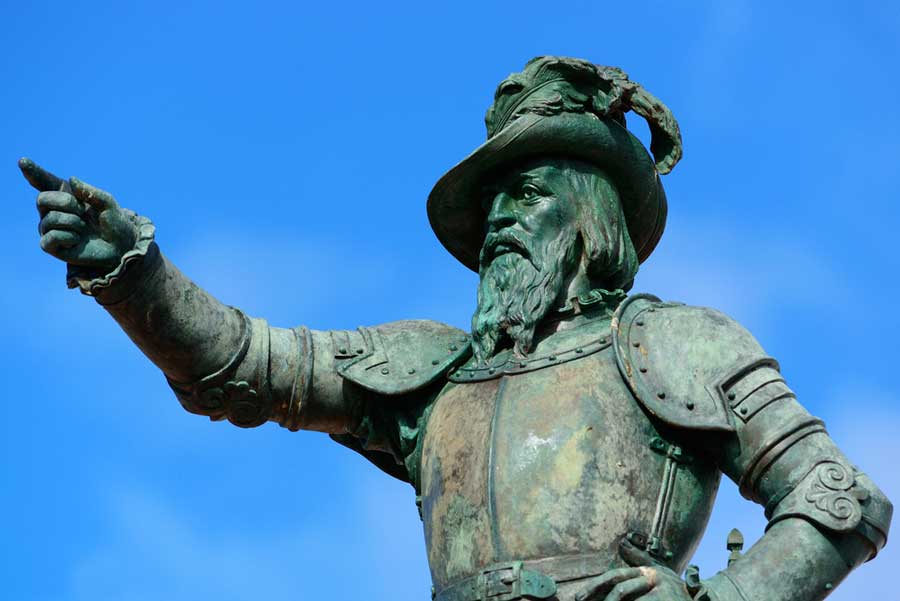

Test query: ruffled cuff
[65,210,156,297]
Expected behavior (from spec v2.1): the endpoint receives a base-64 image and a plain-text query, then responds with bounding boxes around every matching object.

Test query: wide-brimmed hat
[427,56,682,272]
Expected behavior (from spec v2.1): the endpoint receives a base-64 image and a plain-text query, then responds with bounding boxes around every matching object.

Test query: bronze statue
[20,56,891,601]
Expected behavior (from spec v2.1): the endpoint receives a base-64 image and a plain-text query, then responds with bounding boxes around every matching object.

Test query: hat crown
[484,56,683,175]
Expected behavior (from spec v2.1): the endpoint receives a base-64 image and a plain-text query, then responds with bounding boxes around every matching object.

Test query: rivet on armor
[549,355,557,361]
[356,349,364,354]
[740,407,749,415]
[727,391,736,401]
[636,320,644,326]
[633,341,640,348]
[575,348,583,353]
[431,359,439,365]
[381,367,389,375]
[600,337,607,343]
[519,362,527,368]
[657,392,666,399]
[686,401,695,410]
[408,368,416,375]
[450,344,458,351]
[488,368,496,374]
[825,583,833,590]
[338,347,347,354]
[639,366,648,373]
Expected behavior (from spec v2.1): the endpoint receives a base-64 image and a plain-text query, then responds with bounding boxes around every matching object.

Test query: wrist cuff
[66,210,156,297]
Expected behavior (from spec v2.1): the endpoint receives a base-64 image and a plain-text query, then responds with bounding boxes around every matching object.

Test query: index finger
[18,158,68,192]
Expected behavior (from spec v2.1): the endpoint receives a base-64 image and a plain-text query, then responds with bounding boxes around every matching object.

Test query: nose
[486,191,516,231]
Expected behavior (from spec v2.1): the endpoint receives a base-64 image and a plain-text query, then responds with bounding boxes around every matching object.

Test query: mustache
[480,229,532,265]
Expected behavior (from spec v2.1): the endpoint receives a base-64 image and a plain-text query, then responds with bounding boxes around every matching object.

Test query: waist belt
[434,553,611,601]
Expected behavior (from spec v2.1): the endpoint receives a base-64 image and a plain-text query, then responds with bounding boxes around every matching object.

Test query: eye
[520,183,543,203]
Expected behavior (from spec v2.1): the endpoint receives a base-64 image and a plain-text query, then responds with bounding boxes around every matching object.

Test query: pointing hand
[20,158,138,272]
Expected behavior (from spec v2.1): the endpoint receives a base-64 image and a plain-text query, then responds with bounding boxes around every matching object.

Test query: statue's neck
[542,259,624,335]
[560,259,593,310]
[539,287,625,337]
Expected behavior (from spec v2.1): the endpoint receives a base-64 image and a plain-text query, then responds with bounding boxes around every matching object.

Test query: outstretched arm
[20,158,352,432]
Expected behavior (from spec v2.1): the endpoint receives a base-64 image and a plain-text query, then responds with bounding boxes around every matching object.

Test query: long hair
[566,160,639,292]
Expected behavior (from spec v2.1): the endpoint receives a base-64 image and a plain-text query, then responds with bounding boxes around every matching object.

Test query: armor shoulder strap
[336,320,471,396]
[613,294,770,432]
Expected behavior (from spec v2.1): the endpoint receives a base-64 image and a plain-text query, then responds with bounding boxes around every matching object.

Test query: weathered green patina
[20,56,892,601]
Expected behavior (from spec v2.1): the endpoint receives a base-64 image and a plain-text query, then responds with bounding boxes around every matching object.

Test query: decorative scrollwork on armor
[167,310,271,428]
[213,380,263,427]
[197,386,226,412]
[804,462,867,524]
[768,459,867,533]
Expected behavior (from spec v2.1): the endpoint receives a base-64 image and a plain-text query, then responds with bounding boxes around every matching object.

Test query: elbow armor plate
[166,310,309,429]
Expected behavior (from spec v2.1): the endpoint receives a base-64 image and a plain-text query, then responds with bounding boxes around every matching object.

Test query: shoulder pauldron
[613,294,776,432]
[335,319,471,396]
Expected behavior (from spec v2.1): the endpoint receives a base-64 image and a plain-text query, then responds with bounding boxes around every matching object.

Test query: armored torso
[420,315,720,592]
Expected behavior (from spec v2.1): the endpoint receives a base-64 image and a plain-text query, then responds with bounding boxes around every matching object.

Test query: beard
[471,226,579,363]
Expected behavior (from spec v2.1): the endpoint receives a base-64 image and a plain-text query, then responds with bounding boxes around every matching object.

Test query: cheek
[522,201,572,234]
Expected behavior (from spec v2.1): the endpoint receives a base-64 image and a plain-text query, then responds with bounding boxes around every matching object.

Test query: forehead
[489,157,589,188]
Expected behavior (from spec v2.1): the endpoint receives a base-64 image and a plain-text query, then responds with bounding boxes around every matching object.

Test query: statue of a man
[20,57,891,601]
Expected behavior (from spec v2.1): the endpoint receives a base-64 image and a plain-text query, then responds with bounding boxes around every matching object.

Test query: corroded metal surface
[422,333,720,591]
[19,55,892,601]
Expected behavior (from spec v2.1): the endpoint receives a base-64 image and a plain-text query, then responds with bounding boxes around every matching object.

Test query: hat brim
[427,111,667,272]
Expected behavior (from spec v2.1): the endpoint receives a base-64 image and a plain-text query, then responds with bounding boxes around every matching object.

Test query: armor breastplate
[420,318,721,591]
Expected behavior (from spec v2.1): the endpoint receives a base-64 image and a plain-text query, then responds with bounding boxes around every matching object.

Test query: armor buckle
[478,561,522,601]
[472,561,556,601]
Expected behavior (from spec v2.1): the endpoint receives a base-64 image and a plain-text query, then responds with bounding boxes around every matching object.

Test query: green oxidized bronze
[20,56,892,601]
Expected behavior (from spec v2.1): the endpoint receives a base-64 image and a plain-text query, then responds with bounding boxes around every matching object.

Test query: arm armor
[93,241,312,429]
[91,240,468,434]
[613,294,892,600]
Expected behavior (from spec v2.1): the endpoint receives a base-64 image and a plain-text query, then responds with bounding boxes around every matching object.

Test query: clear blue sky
[2,1,898,599]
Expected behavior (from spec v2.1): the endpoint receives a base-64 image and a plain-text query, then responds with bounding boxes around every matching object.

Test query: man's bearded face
[471,160,583,363]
